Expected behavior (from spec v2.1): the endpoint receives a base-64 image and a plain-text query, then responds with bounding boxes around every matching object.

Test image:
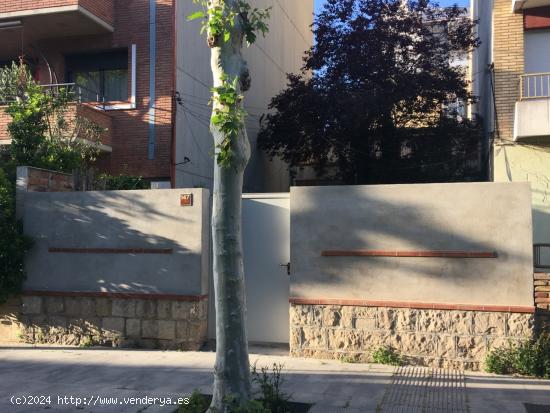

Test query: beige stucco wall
[175,0,314,192]
[21,189,210,295]
[494,143,550,248]
[290,183,534,307]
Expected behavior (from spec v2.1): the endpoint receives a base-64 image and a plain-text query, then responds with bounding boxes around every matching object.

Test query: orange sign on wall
[180,194,193,207]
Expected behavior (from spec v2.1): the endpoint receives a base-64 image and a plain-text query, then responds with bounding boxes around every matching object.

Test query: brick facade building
[0,1,314,190]
[0,0,173,182]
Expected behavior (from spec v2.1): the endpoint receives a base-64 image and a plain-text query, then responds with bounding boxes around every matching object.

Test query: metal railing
[40,83,107,109]
[520,72,550,100]
[1,83,107,108]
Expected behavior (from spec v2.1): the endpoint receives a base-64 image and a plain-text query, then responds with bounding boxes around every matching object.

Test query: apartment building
[0,0,314,191]
[471,0,550,264]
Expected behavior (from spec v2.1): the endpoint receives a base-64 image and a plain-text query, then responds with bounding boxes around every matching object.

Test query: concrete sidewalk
[0,346,549,412]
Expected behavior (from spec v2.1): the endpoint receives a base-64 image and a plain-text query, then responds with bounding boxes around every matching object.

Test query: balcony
[514,73,550,140]
[0,1,113,57]
[513,0,550,12]
[0,83,113,152]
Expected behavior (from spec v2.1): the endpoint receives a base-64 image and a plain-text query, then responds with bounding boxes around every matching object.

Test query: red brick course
[25,167,74,192]
[0,106,9,142]
[48,247,173,254]
[288,297,535,314]
[23,290,208,302]
[534,273,550,333]
[321,250,498,258]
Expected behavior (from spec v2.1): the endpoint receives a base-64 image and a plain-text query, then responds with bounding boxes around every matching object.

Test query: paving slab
[0,346,549,412]
[0,346,393,412]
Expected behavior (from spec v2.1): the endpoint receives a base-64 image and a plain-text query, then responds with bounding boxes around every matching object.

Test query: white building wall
[469,0,494,138]
[174,0,314,192]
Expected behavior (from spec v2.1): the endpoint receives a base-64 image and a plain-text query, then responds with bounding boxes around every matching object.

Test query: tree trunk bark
[209,0,252,410]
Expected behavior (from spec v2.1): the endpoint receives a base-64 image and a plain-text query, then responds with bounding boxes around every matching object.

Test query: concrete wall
[21,188,210,296]
[514,99,550,139]
[290,183,534,307]
[174,0,314,192]
[494,144,550,252]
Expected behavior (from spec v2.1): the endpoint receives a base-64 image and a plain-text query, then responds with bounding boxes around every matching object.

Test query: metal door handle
[280,262,290,276]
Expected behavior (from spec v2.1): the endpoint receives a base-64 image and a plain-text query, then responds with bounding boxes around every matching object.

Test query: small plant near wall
[485,335,550,378]
[372,346,402,366]
[94,172,149,191]
[176,364,311,412]
[339,354,360,364]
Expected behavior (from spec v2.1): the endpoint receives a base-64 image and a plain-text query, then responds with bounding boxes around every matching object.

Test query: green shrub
[372,346,402,366]
[94,172,149,191]
[485,335,550,378]
[2,62,103,173]
[0,166,33,304]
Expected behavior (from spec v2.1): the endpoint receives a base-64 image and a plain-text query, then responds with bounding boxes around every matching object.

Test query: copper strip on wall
[24,290,207,301]
[289,297,535,314]
[48,247,173,254]
[321,250,498,258]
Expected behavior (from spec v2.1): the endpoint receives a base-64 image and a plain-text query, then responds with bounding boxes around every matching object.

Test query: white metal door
[242,194,290,343]
[207,194,290,344]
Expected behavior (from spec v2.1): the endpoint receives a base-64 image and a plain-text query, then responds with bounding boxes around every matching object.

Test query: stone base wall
[0,294,208,350]
[290,304,534,371]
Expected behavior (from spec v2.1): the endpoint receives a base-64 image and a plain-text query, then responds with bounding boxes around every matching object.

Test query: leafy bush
[0,166,33,304]
[0,62,105,303]
[372,346,402,366]
[94,172,149,191]
[1,61,103,173]
[485,335,550,378]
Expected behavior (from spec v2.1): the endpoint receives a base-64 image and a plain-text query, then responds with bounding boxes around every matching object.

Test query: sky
[314,0,470,15]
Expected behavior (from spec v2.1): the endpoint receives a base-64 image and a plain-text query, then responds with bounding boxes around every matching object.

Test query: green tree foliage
[1,61,103,173]
[0,167,32,304]
[258,0,483,184]
[94,172,149,191]
[0,61,104,303]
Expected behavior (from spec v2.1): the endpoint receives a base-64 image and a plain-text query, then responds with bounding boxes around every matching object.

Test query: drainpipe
[148,0,157,160]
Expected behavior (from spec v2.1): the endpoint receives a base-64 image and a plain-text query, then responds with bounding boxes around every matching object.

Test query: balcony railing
[520,73,550,100]
[40,83,107,109]
[1,83,106,107]
[1,83,112,148]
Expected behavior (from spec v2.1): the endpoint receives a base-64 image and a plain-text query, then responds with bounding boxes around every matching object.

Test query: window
[66,49,128,102]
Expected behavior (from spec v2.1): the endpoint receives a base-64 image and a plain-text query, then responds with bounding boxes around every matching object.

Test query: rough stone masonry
[290,304,534,371]
[0,294,208,350]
